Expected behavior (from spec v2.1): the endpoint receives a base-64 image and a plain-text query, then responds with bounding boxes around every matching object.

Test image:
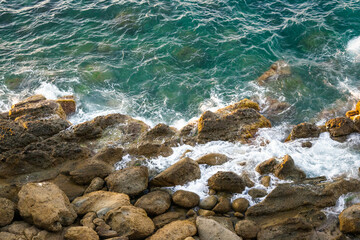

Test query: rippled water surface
[1,0,360,189]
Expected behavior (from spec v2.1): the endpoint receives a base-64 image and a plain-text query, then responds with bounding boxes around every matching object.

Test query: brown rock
[127,142,173,158]
[0,198,15,227]
[80,212,96,229]
[232,198,249,213]
[199,196,218,210]
[257,60,291,85]
[72,191,130,217]
[172,190,200,208]
[70,159,114,185]
[196,217,241,240]
[50,174,85,201]
[248,188,267,198]
[84,177,105,194]
[301,141,312,148]
[18,182,77,231]
[198,209,216,217]
[260,176,271,187]
[286,122,320,141]
[105,205,155,239]
[196,153,229,166]
[339,204,360,233]
[93,147,123,165]
[208,171,245,193]
[105,166,148,196]
[134,191,171,216]
[147,220,196,240]
[143,123,177,141]
[235,220,259,239]
[152,211,186,229]
[65,226,99,240]
[326,117,355,137]
[255,158,277,175]
[56,98,76,116]
[150,158,201,187]
[212,197,231,213]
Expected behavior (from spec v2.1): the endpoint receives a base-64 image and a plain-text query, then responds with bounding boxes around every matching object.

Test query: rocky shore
[2,66,360,239]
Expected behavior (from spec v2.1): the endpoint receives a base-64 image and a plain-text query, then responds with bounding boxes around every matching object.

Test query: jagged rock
[256,155,306,181]
[147,220,196,240]
[172,190,200,208]
[84,177,105,194]
[134,191,171,216]
[105,166,148,196]
[142,123,177,142]
[0,198,15,227]
[126,142,173,158]
[260,176,271,187]
[326,117,355,137]
[150,157,201,187]
[285,122,320,141]
[72,191,130,217]
[105,205,155,239]
[212,197,231,213]
[235,220,259,239]
[70,159,114,185]
[257,60,291,85]
[231,198,249,213]
[248,188,267,198]
[196,153,229,166]
[93,147,123,165]
[339,204,360,233]
[246,178,360,218]
[197,100,271,143]
[208,171,246,193]
[65,226,99,240]
[56,96,76,116]
[199,196,218,210]
[80,212,97,229]
[50,174,85,201]
[18,182,77,231]
[152,212,186,229]
[196,217,242,240]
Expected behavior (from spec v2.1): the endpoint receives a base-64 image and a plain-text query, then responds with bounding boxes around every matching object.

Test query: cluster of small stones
[2,62,360,239]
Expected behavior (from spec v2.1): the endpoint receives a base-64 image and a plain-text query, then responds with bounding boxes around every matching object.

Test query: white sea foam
[346,36,360,62]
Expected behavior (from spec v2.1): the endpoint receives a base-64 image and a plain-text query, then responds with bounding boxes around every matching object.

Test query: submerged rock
[150,157,201,187]
[18,182,77,232]
[257,60,291,85]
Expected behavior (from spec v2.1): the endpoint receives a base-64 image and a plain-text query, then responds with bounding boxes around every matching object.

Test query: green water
[0,0,360,125]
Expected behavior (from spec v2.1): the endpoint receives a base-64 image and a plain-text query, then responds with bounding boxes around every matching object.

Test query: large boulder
[255,155,306,181]
[150,157,201,187]
[65,226,99,240]
[69,159,114,185]
[0,198,15,227]
[72,191,130,217]
[172,190,200,208]
[285,122,320,141]
[196,217,242,240]
[326,117,355,137]
[147,220,197,240]
[17,182,77,231]
[339,204,360,233]
[105,166,148,196]
[207,171,246,193]
[105,205,155,239]
[196,99,271,143]
[134,191,171,216]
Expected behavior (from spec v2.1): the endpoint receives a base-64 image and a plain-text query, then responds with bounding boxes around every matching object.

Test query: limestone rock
[105,205,155,239]
[286,122,320,141]
[152,211,186,229]
[105,166,148,196]
[235,220,259,239]
[326,117,355,137]
[72,191,130,217]
[0,198,15,227]
[208,171,245,193]
[134,191,171,216]
[196,153,229,166]
[65,226,99,240]
[147,220,196,240]
[199,196,218,210]
[18,182,77,231]
[172,190,200,208]
[196,217,242,240]
[231,198,249,213]
[339,204,360,233]
[150,157,201,187]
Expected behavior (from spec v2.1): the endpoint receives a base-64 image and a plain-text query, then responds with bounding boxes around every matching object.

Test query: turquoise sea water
[1,0,360,126]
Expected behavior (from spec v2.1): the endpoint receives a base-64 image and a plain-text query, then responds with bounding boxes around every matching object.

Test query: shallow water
[1,0,360,199]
